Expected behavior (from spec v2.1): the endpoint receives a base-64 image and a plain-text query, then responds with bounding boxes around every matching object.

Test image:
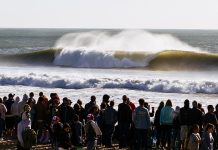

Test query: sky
[0,0,218,29]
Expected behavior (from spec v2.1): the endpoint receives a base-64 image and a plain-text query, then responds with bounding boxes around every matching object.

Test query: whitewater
[0,29,218,109]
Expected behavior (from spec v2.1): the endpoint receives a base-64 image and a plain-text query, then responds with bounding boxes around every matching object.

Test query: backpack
[22,128,37,149]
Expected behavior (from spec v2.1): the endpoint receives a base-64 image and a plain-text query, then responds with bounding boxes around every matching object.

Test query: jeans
[104,124,115,146]
[134,129,148,150]
[118,122,131,148]
[87,140,97,150]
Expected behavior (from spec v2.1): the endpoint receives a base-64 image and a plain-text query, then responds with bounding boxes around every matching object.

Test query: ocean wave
[0,73,218,94]
[0,48,218,70]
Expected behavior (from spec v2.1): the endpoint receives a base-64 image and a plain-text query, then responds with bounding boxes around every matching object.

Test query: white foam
[55,30,200,52]
[0,73,218,94]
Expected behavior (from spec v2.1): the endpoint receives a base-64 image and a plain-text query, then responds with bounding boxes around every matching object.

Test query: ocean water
[0,28,218,110]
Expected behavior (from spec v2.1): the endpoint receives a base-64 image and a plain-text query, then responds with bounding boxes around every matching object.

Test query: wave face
[1,30,218,70]
[0,73,218,94]
[53,30,204,68]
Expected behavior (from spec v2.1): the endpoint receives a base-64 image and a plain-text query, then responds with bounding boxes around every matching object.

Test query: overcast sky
[0,0,218,29]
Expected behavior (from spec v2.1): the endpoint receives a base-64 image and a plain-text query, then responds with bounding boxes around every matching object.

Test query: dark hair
[216,104,218,110]
[158,101,164,110]
[110,100,114,107]
[103,94,110,103]
[0,98,2,103]
[205,123,214,131]
[191,124,199,132]
[39,92,43,96]
[29,92,34,97]
[138,98,145,106]
[74,103,81,111]
[166,99,172,107]
[91,95,96,102]
[207,105,214,110]
[100,102,107,109]
[122,95,128,102]
[192,100,198,108]
[77,99,82,106]
[184,99,189,107]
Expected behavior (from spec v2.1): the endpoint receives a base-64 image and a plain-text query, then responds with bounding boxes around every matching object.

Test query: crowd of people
[0,92,218,150]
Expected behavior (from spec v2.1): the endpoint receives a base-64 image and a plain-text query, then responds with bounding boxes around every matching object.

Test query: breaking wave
[0,73,218,94]
[1,30,218,70]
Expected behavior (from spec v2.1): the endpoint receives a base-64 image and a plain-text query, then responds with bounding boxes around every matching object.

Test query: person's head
[38,96,44,103]
[39,92,43,97]
[138,98,145,106]
[192,100,198,108]
[3,96,7,103]
[103,94,110,104]
[87,113,94,121]
[68,99,72,106]
[29,92,34,98]
[166,99,172,107]
[215,104,218,111]
[8,93,15,99]
[24,104,31,112]
[15,96,20,103]
[63,123,71,133]
[205,123,214,133]
[77,99,82,106]
[100,102,107,110]
[74,103,81,111]
[122,95,128,103]
[91,95,96,103]
[63,97,69,105]
[52,116,60,124]
[207,105,214,113]
[191,124,199,133]
[158,101,164,109]
[22,94,28,102]
[184,99,189,108]
[110,100,115,107]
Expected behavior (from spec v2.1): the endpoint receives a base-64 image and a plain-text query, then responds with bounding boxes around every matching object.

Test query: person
[190,101,203,130]
[58,123,73,150]
[77,99,86,124]
[11,96,21,134]
[74,103,86,125]
[0,98,7,140]
[97,102,107,145]
[127,97,136,112]
[5,93,15,136]
[103,100,117,147]
[133,98,151,150]
[34,96,48,141]
[102,94,110,108]
[201,123,214,150]
[203,105,218,149]
[18,94,28,117]
[179,99,192,150]
[187,124,201,150]
[71,114,84,148]
[38,92,49,108]
[27,92,36,105]
[117,95,132,148]
[17,104,33,150]
[160,99,174,149]
[172,106,181,150]
[50,116,63,150]
[85,96,97,117]
[85,113,102,150]
[58,97,75,124]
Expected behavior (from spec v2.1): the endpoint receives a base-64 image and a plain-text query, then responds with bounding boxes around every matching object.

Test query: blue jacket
[133,106,151,129]
[160,106,174,125]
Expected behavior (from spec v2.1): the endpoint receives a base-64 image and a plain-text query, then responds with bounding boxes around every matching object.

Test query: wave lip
[0,73,218,94]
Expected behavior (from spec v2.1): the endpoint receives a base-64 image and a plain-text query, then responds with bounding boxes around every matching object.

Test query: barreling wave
[1,48,218,70]
[0,73,218,94]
